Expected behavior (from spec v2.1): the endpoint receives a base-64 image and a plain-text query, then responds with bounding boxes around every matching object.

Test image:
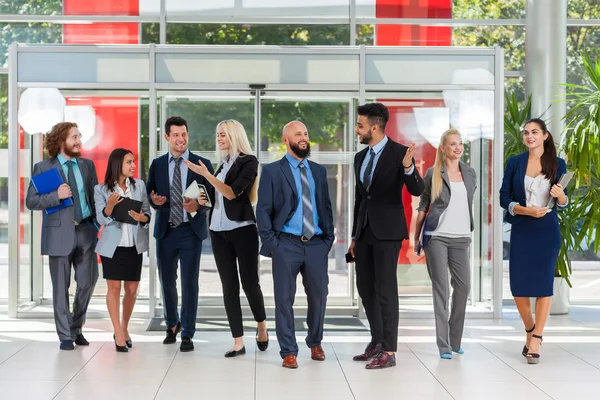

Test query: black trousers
[355,223,402,352]
[210,224,266,338]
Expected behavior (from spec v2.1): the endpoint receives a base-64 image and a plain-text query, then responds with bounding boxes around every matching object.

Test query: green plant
[558,54,600,285]
[503,91,530,166]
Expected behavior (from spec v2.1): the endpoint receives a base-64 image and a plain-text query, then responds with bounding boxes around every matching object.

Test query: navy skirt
[509,211,561,297]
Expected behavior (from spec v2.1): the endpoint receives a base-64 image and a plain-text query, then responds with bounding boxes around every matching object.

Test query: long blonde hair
[216,119,258,205]
[431,129,462,203]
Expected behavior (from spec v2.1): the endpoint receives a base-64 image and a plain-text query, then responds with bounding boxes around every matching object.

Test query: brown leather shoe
[282,354,298,369]
[311,345,326,361]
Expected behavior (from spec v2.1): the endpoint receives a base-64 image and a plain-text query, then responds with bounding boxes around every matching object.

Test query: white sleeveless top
[426,181,471,238]
[525,175,551,207]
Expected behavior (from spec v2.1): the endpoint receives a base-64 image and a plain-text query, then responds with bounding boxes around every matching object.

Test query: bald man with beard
[256,121,334,369]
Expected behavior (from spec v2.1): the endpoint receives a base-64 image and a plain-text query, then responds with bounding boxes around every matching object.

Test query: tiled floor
[0,306,599,400]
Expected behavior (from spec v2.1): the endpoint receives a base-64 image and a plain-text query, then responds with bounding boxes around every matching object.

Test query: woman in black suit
[185,120,268,357]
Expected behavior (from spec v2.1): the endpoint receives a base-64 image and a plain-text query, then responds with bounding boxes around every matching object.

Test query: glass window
[0,23,63,67]
[567,26,600,86]
[453,26,526,71]
[452,0,525,19]
[0,74,7,301]
[505,76,526,104]
[167,24,350,45]
[0,0,61,15]
[164,0,350,18]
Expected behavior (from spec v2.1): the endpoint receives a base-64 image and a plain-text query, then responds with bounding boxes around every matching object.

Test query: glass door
[151,91,357,317]
[366,91,495,314]
[150,89,496,318]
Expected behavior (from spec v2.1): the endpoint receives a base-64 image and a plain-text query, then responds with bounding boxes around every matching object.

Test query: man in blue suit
[146,116,214,352]
[257,121,334,369]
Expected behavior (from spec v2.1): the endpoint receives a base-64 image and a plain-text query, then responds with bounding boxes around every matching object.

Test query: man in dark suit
[26,122,99,350]
[257,121,334,369]
[348,103,425,369]
[146,116,214,352]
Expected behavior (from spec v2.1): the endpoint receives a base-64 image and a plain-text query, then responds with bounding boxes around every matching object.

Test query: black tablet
[112,197,143,225]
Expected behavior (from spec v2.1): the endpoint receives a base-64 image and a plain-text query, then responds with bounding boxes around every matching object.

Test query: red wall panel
[375,0,452,264]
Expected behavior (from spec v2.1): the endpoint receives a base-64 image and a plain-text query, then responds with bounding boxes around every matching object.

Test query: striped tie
[299,163,315,240]
[169,157,184,227]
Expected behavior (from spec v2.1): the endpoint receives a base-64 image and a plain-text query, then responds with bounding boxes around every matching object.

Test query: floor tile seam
[476,341,556,400]
[554,343,600,371]
[52,341,107,400]
[152,344,180,400]
[326,330,357,400]
[0,340,32,366]
[403,341,457,400]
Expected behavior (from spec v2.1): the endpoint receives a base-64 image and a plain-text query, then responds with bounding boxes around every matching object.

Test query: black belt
[73,216,94,226]
[279,232,322,243]
[169,221,191,229]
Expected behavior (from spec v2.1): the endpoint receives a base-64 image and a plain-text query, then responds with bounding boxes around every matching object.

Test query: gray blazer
[94,179,151,258]
[26,157,98,257]
[418,161,478,234]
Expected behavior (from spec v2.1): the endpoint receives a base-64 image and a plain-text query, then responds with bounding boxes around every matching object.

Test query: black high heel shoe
[522,324,536,357]
[526,334,543,364]
[113,334,128,353]
[256,328,269,351]
[126,339,132,348]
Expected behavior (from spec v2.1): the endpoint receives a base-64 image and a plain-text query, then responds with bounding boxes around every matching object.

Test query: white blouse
[209,155,254,232]
[525,174,551,208]
[114,178,135,247]
[426,181,471,238]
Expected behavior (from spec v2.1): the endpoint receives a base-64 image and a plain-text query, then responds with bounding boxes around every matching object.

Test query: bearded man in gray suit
[26,122,99,350]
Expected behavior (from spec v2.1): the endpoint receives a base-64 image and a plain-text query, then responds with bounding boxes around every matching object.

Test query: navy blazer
[499,152,567,225]
[256,156,335,257]
[146,151,215,241]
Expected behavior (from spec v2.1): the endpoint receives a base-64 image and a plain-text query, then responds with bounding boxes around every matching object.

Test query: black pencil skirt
[101,246,143,282]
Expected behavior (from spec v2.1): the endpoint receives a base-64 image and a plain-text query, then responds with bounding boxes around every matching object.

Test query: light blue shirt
[210,154,254,232]
[359,136,414,185]
[57,154,91,220]
[281,154,323,236]
[169,149,190,223]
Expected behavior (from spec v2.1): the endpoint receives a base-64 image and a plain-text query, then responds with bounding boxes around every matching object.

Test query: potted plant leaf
[555,54,600,314]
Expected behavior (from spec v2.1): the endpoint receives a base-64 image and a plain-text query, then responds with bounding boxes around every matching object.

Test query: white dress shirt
[114,178,135,247]
[209,154,254,232]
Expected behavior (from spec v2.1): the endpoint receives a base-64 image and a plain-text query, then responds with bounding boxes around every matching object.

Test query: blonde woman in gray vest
[414,129,477,359]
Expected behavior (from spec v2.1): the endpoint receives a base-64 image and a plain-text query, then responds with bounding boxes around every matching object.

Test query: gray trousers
[48,222,99,341]
[424,235,471,354]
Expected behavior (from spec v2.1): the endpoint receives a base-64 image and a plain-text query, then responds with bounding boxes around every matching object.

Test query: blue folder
[31,168,73,215]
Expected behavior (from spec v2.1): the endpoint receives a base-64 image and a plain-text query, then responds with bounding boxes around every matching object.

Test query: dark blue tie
[362,149,376,191]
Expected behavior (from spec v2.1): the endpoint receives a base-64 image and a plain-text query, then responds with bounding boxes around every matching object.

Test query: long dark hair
[104,148,136,191]
[523,118,558,183]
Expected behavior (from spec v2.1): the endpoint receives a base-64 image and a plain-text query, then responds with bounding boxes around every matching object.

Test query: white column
[525,0,567,146]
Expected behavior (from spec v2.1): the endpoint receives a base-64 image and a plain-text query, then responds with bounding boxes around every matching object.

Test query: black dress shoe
[113,335,128,353]
[163,321,181,344]
[225,346,246,358]
[180,336,194,352]
[353,343,381,361]
[256,328,269,352]
[126,339,132,348]
[74,334,89,346]
[60,340,75,351]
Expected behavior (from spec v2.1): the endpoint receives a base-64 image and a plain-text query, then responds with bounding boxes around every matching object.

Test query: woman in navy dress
[499,118,568,364]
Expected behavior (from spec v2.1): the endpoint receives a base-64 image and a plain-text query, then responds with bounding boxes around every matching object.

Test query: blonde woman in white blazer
[95,148,150,353]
